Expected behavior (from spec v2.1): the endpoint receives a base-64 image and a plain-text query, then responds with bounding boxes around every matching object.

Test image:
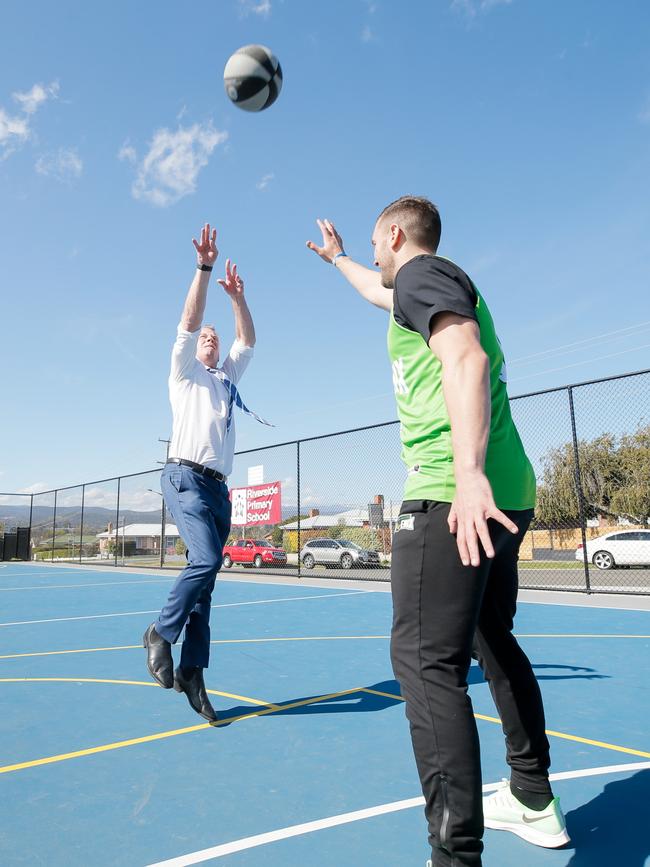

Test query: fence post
[160,490,166,569]
[28,494,34,561]
[297,440,301,580]
[114,477,121,568]
[79,484,85,564]
[568,386,591,593]
[51,489,58,563]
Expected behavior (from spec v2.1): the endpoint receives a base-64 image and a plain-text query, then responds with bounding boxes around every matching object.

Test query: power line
[510,320,650,365]
[510,342,650,383]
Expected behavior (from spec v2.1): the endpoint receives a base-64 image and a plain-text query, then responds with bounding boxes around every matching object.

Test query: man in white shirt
[143,223,256,722]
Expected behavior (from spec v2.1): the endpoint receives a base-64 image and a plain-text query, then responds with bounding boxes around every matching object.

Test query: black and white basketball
[223,44,283,113]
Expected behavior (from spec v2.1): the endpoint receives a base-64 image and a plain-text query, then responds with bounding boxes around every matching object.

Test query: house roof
[96,523,180,539]
[281,505,402,531]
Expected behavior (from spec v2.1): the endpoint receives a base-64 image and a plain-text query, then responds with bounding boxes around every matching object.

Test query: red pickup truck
[222,539,288,569]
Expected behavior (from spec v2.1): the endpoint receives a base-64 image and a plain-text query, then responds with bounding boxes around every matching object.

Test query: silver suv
[300,538,381,569]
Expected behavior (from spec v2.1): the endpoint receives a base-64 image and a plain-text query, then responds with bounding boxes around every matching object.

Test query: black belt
[166,458,227,483]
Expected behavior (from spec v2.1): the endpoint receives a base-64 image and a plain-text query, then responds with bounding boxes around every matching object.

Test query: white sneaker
[483,780,570,848]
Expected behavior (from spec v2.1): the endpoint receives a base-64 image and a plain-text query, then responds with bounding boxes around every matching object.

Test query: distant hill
[0,505,163,532]
[0,501,363,533]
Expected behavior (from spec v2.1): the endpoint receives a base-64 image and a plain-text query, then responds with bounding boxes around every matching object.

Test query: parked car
[575,530,650,570]
[222,539,288,569]
[300,538,381,569]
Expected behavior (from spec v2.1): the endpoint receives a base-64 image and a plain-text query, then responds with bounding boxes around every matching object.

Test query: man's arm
[428,313,518,567]
[307,219,392,310]
[218,259,256,347]
[180,223,219,332]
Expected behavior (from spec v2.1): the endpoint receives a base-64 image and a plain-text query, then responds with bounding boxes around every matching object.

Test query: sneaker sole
[484,818,570,848]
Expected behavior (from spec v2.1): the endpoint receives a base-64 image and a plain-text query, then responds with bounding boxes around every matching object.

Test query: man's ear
[389,222,403,251]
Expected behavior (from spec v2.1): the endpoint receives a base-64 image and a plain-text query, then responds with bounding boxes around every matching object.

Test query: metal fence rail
[2,367,649,595]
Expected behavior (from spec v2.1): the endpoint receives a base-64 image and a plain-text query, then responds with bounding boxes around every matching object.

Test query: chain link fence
[2,368,649,594]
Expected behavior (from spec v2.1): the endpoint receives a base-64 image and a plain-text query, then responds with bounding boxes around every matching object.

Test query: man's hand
[448,471,519,567]
[217,259,244,298]
[306,218,345,264]
[192,223,218,268]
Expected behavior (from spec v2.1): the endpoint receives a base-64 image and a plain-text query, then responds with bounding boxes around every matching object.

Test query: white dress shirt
[168,325,254,477]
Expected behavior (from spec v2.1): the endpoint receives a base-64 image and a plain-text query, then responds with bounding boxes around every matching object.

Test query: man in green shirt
[307,197,569,867]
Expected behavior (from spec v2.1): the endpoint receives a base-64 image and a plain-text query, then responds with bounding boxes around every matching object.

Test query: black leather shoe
[143,623,174,689]
[173,666,218,722]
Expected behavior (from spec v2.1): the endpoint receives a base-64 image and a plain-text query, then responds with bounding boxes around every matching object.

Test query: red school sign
[230,481,282,527]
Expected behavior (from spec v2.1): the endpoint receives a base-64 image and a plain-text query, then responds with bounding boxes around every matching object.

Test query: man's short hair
[201,324,218,336]
[377,196,441,252]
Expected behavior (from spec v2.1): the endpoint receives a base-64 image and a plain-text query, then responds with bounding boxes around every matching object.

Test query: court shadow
[216,662,607,727]
[216,679,405,726]
[470,662,607,684]
[563,770,650,866]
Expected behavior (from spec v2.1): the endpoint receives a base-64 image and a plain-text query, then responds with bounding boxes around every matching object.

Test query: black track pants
[390,501,550,867]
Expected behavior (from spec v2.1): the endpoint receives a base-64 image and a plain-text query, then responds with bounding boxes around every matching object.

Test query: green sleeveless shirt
[387,258,536,510]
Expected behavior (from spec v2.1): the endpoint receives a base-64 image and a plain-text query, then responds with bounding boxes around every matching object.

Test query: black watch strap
[197,263,213,272]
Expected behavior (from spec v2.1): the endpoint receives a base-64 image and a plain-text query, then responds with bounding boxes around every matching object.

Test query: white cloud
[13,81,59,115]
[118,141,137,163]
[0,80,60,160]
[129,122,228,207]
[35,147,83,182]
[256,172,275,191]
[361,24,376,43]
[19,483,48,495]
[239,0,272,17]
[452,0,512,19]
[0,109,29,159]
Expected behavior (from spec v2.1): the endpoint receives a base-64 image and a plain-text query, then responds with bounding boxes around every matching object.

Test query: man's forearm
[181,269,211,332]
[334,258,391,310]
[442,352,491,478]
[232,295,256,347]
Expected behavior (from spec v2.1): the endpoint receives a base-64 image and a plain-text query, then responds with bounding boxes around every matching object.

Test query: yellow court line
[0,685,368,775]
[5,632,650,663]
[3,632,649,663]
[0,678,277,709]
[0,636,391,661]
[359,689,650,760]
[1,679,648,776]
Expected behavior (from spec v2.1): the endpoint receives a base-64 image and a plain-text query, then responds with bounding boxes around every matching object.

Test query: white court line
[0,579,176,592]
[146,761,650,866]
[0,591,368,627]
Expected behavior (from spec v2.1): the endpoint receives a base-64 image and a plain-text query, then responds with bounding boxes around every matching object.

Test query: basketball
[223,44,283,113]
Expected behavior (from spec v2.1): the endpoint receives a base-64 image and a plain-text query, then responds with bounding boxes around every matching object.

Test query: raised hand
[192,223,218,268]
[306,218,345,264]
[217,259,244,298]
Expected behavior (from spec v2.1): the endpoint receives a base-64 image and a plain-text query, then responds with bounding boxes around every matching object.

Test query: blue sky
[1,0,649,499]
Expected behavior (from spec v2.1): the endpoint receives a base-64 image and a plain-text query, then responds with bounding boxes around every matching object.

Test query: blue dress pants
[156,463,231,669]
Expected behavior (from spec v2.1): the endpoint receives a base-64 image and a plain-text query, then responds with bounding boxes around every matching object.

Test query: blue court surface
[0,562,649,867]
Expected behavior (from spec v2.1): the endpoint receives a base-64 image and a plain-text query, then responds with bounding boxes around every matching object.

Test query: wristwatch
[197,263,213,272]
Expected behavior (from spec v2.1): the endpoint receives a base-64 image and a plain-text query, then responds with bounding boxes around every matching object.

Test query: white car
[576,530,650,570]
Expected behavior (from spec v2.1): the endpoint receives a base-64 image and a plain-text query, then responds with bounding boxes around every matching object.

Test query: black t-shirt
[393,255,478,344]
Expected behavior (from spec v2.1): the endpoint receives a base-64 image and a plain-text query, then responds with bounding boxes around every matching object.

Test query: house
[280,496,403,553]
[96,523,180,556]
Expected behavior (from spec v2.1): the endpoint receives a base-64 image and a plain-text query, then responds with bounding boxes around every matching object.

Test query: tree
[536,424,650,527]
[175,538,187,556]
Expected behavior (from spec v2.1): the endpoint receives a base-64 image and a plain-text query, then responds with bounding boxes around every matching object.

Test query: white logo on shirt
[392,358,409,395]
[496,336,507,383]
